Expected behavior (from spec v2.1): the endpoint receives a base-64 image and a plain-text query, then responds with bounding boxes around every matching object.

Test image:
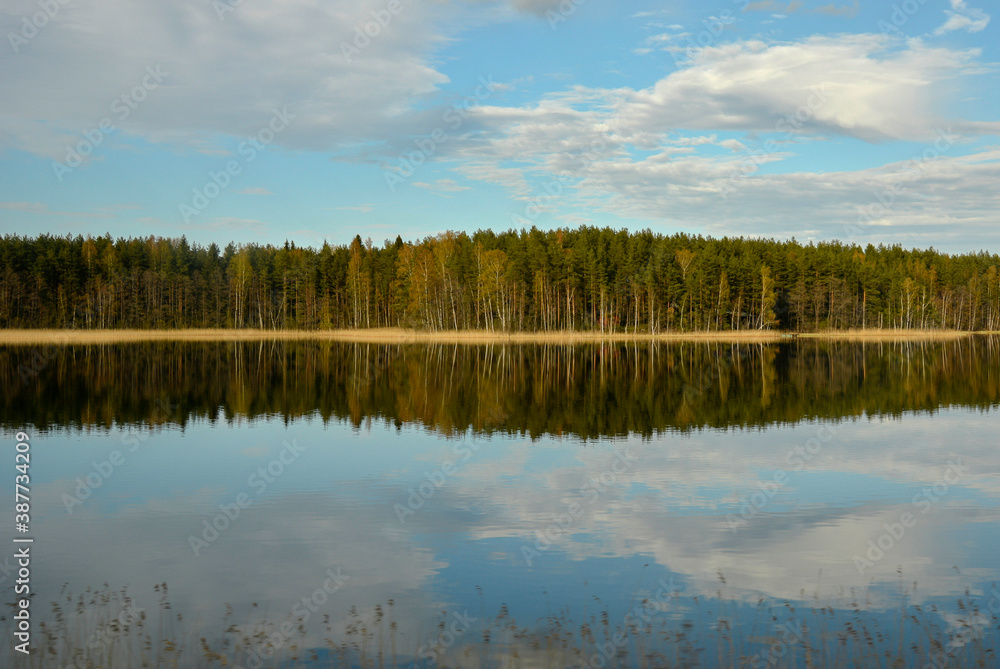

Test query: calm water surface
[2,338,999,667]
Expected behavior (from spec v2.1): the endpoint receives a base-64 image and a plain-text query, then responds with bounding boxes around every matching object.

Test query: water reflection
[3,337,999,435]
[2,337,999,667]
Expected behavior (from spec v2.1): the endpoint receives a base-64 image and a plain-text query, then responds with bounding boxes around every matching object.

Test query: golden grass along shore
[0,327,984,345]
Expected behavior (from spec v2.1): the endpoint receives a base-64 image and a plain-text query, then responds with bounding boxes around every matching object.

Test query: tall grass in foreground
[4,579,997,668]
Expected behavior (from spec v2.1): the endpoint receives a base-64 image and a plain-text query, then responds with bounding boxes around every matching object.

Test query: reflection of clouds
[439,410,1000,606]
[26,406,1000,655]
[608,504,1000,608]
[32,489,451,651]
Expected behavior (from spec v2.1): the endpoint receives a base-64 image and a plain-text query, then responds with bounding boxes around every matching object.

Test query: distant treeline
[3,339,998,436]
[2,228,999,331]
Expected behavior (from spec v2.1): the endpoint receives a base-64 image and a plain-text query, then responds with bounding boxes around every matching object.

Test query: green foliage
[2,228,999,331]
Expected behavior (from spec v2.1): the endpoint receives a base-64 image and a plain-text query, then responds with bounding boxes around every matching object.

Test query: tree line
[4,339,997,436]
[2,227,999,331]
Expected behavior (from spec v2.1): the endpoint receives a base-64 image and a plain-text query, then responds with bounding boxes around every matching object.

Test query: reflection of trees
[2,338,998,437]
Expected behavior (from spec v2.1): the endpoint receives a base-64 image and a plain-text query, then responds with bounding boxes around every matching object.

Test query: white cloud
[443,34,1000,248]
[0,201,50,213]
[623,35,992,141]
[935,0,990,35]
[413,178,471,195]
[813,1,859,18]
[744,0,802,13]
[598,34,994,142]
[204,216,268,233]
[581,145,1000,249]
[3,2,997,251]
[0,0,455,159]
[237,187,273,195]
[0,201,110,217]
[509,0,565,16]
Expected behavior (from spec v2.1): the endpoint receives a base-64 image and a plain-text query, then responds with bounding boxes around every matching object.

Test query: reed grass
[0,327,976,346]
[5,578,996,668]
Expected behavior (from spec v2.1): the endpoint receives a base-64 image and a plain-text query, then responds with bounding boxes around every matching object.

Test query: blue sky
[1,0,998,252]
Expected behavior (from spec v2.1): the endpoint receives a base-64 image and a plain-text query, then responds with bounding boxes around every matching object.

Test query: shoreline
[0,327,987,345]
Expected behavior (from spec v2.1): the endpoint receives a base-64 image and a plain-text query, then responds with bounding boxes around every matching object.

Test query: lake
[3,337,999,668]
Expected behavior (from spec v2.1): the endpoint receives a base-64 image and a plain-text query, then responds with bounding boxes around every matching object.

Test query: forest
[1,227,999,331]
[4,339,997,436]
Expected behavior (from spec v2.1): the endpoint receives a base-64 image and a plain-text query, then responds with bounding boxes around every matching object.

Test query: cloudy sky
[1,0,998,252]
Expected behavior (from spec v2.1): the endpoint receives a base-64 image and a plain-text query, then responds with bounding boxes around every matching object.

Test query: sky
[1,0,998,253]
